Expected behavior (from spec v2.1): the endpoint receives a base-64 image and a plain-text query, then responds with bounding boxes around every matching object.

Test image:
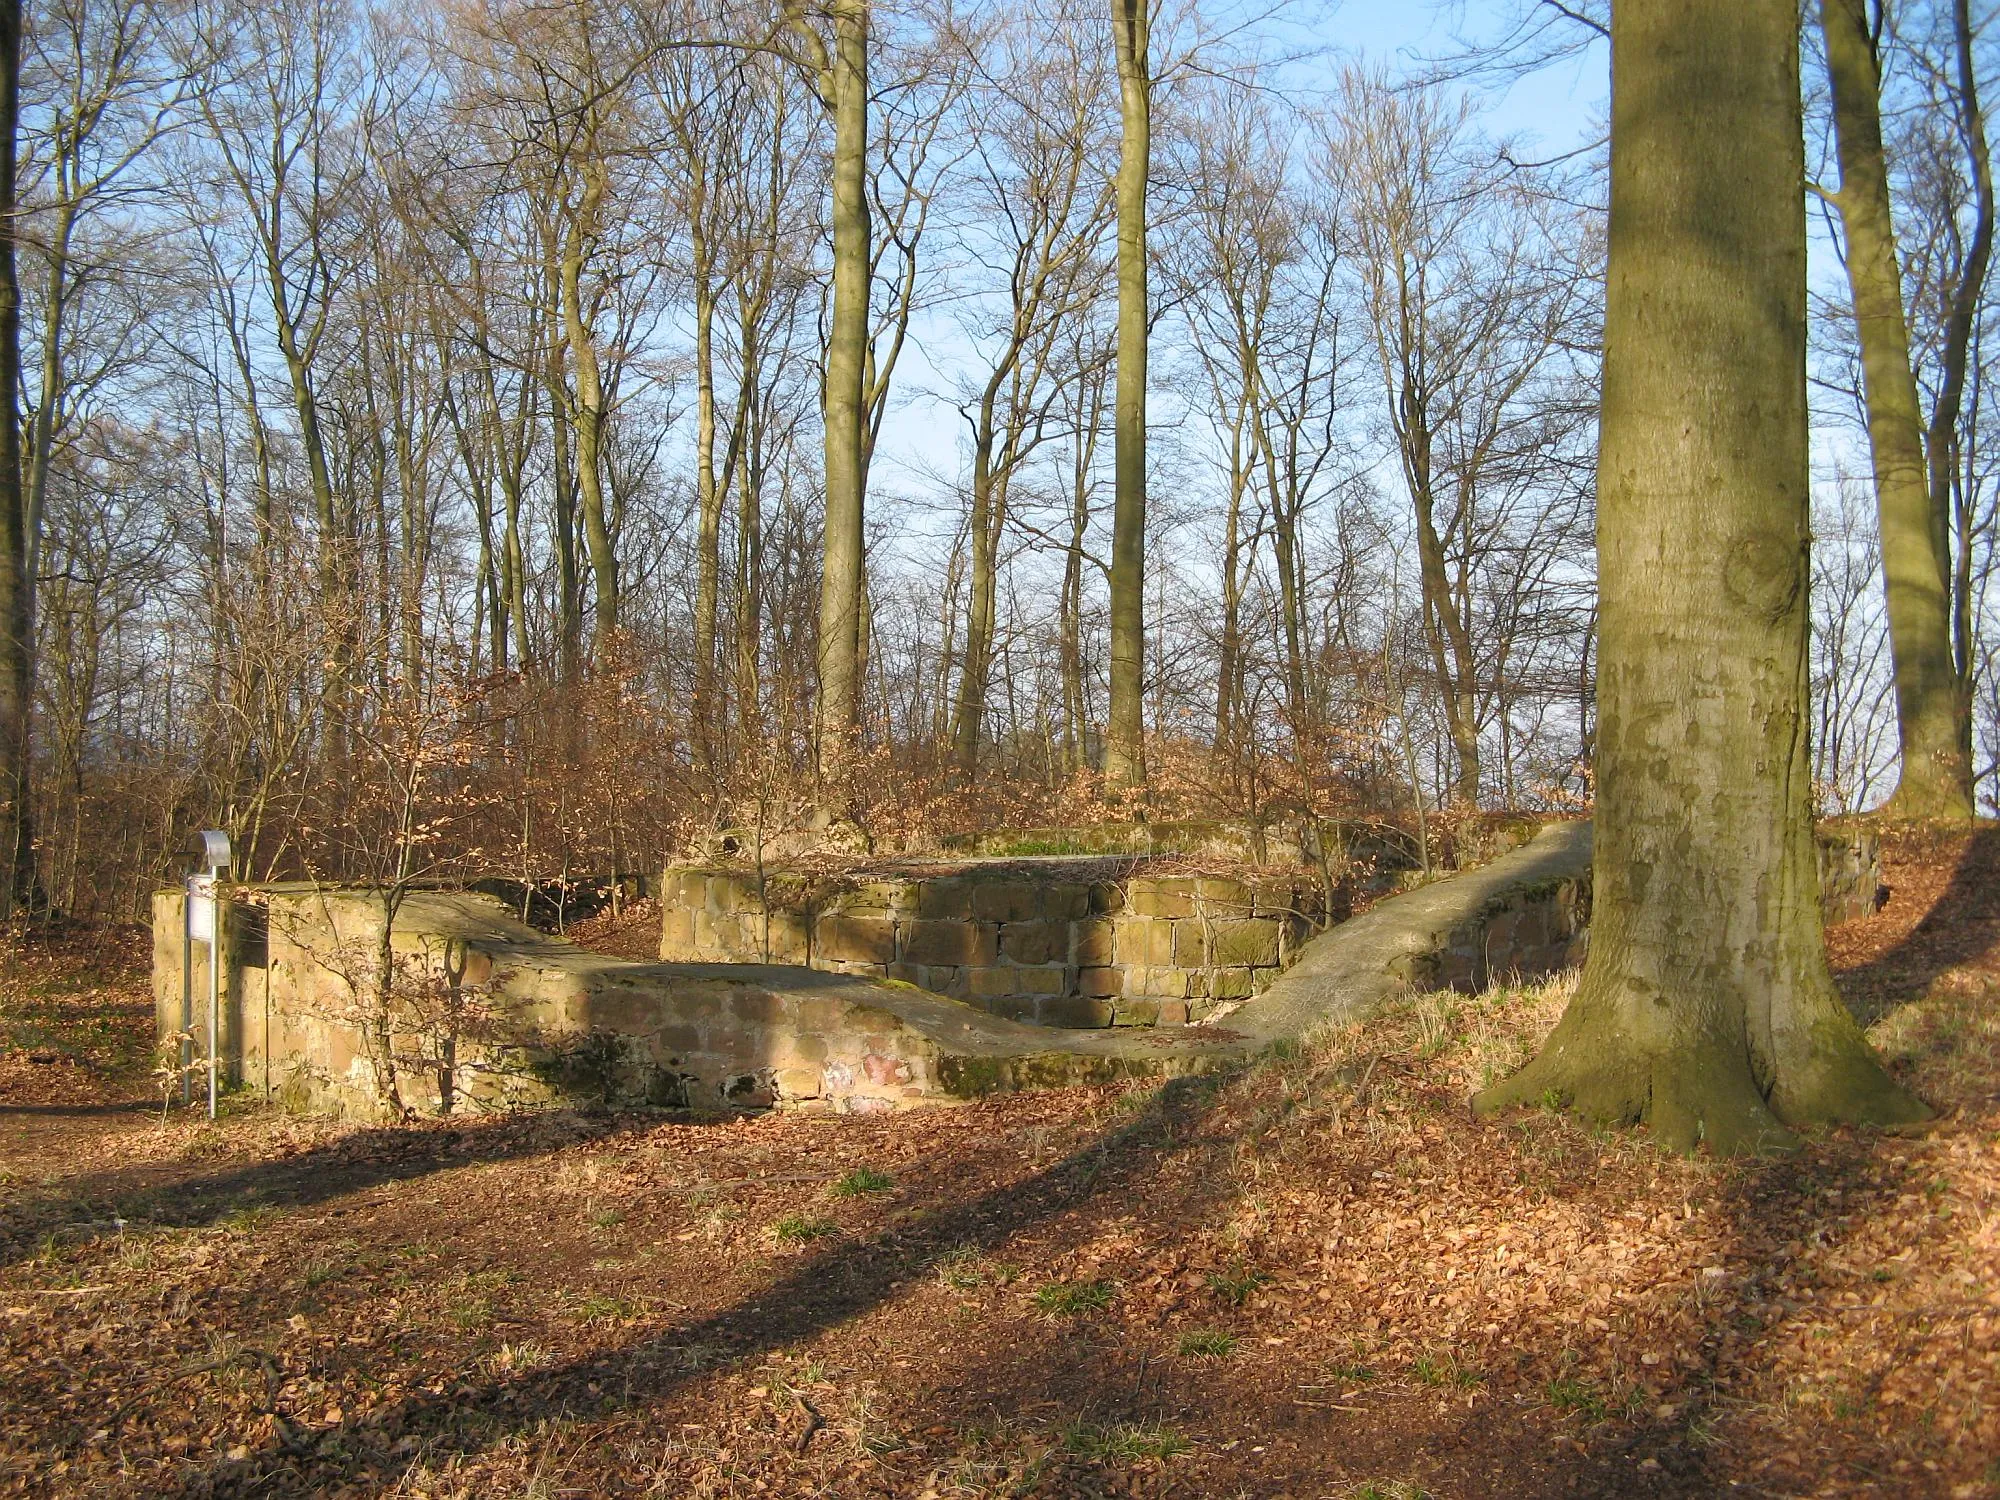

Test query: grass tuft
[1057,1420,1189,1462]
[828,1166,895,1197]
[770,1213,838,1245]
[1412,1350,1482,1390]
[576,1293,635,1323]
[1032,1278,1115,1316]
[1204,1264,1268,1307]
[1177,1328,1236,1358]
[1545,1376,1607,1420]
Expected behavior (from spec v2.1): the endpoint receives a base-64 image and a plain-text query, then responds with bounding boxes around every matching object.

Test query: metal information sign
[188,874,216,943]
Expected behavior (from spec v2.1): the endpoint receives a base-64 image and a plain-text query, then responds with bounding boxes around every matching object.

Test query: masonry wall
[659,866,1329,1026]
[1816,828,1882,925]
[152,886,273,1095]
[1412,877,1592,995]
[154,884,971,1118]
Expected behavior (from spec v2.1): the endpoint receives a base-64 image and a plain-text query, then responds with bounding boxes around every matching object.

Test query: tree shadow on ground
[154,1076,1241,1498]
[0,1101,153,1117]
[138,1070,1768,1500]
[0,1108,670,1269]
[1686,1125,1966,1493]
[1835,826,2000,1026]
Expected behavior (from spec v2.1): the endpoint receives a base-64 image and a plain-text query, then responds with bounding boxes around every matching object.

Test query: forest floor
[0,825,1995,1499]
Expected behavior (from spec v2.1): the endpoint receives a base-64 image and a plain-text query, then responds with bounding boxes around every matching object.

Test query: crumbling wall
[152,886,271,1094]
[153,883,980,1118]
[1816,828,1883,925]
[659,866,1329,1026]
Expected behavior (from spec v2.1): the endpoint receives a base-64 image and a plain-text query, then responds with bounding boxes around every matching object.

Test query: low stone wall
[1816,828,1883,925]
[659,863,1327,1026]
[152,883,1199,1118]
[939,818,1423,868]
[152,887,272,1092]
[148,818,1889,1122]
[1423,874,1591,995]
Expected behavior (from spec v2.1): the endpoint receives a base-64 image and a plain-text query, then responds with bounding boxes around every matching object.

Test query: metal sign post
[188,831,232,1120]
[180,877,195,1106]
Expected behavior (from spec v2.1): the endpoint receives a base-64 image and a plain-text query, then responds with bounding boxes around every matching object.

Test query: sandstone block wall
[154,883,971,1119]
[153,886,273,1094]
[1816,828,1883,925]
[660,865,1328,1026]
[1417,877,1591,995]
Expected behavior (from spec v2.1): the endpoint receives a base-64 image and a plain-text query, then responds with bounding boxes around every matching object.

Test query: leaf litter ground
[0,825,1996,1498]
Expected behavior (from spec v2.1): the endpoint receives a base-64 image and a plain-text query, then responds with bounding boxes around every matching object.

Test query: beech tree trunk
[1929,0,1993,778]
[561,162,618,650]
[815,0,870,774]
[1059,356,1103,776]
[1104,0,1148,791]
[952,387,1005,772]
[0,0,33,915]
[1474,0,1927,1154]
[1820,0,1972,819]
[692,239,721,750]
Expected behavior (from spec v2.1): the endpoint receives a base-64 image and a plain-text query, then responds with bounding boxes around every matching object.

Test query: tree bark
[1820,0,1972,819]
[1214,414,1247,764]
[0,0,34,915]
[1473,0,1927,1154]
[815,0,869,776]
[1930,0,1993,775]
[561,160,618,651]
[691,220,722,752]
[1104,0,1149,791]
[951,380,1006,771]
[539,230,583,684]
[1059,362,1102,777]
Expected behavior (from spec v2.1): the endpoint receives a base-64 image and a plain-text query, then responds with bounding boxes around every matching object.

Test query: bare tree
[1103,0,1149,791]
[1478,0,1925,1153]
[1819,0,1973,818]
[946,0,1114,770]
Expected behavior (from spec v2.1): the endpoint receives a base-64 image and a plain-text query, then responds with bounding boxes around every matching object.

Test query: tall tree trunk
[1474,0,1927,1153]
[22,199,72,622]
[691,228,722,753]
[1104,0,1149,791]
[1256,408,1315,776]
[1412,491,1482,806]
[503,463,528,674]
[562,166,617,652]
[952,380,1007,770]
[1821,0,1973,819]
[1931,0,1993,770]
[1393,354,1483,807]
[734,311,767,752]
[1214,418,1247,764]
[1060,358,1104,777]
[500,360,532,676]
[815,0,870,775]
[543,280,583,684]
[0,0,33,915]
[734,439,764,751]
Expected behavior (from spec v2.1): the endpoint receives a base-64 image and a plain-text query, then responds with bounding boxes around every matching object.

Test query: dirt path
[0,828,1995,1499]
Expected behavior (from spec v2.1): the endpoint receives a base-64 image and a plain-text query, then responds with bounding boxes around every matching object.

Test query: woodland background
[17,0,1998,916]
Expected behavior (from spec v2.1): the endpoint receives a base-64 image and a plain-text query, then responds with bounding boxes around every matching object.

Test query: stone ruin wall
[148,822,1884,1118]
[659,867,1330,1027]
[1417,877,1590,994]
[1816,828,1883,925]
[152,884,986,1117]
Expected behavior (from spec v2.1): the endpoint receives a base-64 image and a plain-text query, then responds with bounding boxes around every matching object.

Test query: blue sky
[1249,1,1609,158]
[871,1,1611,516]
